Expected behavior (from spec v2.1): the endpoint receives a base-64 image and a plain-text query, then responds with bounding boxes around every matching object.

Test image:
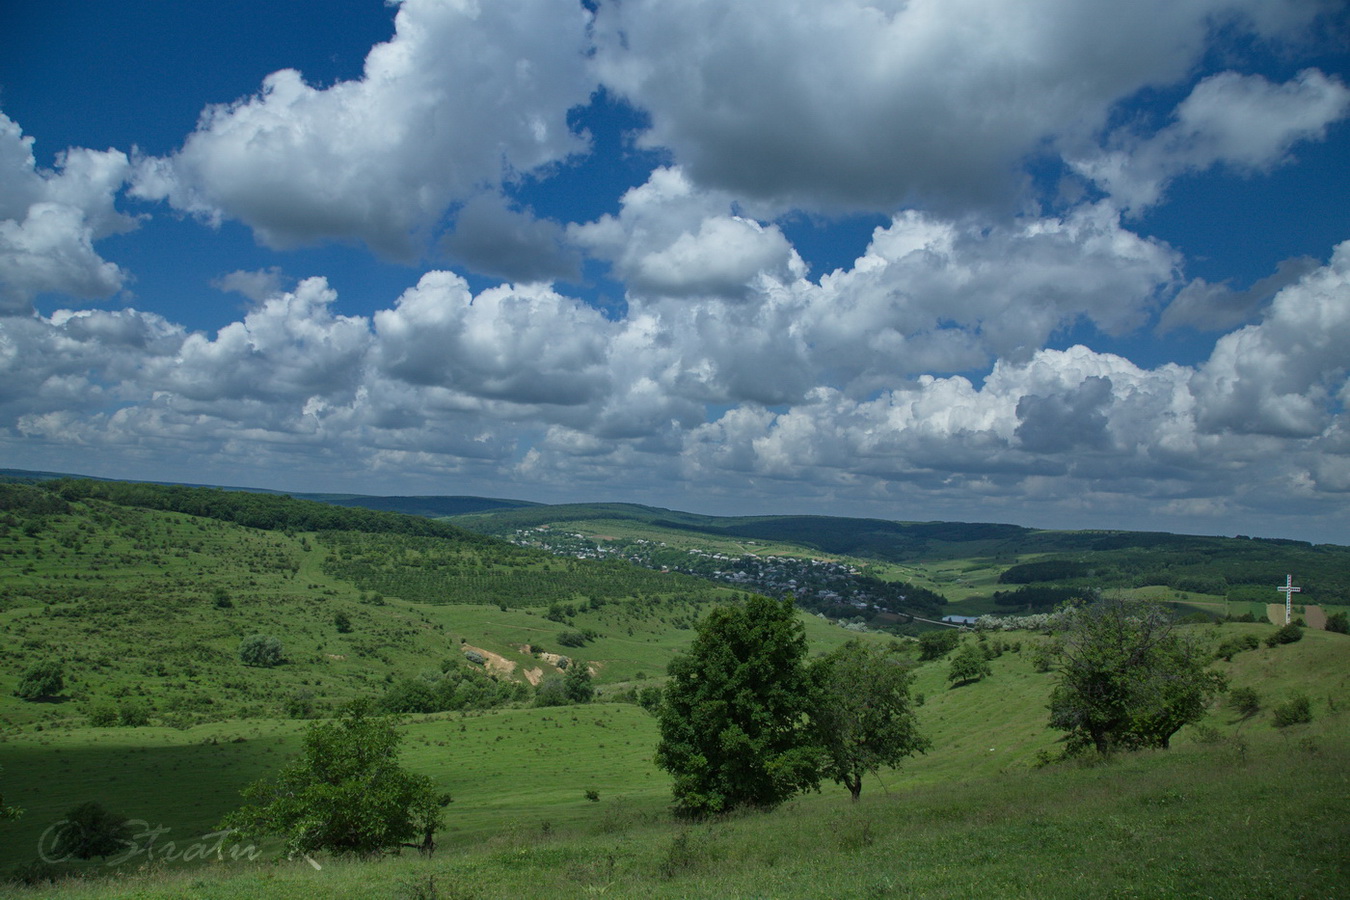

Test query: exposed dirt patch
[1304,605,1327,630]
[530,651,599,676]
[1266,604,1286,625]
[463,644,517,679]
[515,645,598,678]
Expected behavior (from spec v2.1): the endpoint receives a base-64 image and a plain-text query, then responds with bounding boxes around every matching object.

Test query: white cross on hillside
[1276,574,1301,625]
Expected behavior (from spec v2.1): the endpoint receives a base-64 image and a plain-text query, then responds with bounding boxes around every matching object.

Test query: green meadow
[2,629,1344,898]
[2,481,1348,897]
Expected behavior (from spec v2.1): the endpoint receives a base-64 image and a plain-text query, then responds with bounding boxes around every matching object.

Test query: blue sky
[2,0,1348,543]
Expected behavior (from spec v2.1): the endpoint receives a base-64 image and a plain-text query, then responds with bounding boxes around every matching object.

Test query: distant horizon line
[4,466,1340,550]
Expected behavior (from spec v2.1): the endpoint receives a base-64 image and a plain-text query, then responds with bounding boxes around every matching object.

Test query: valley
[0,474,1346,898]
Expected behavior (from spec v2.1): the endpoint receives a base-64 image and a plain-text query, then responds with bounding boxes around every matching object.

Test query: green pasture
[2,625,1344,898]
[4,482,1349,897]
[0,492,770,729]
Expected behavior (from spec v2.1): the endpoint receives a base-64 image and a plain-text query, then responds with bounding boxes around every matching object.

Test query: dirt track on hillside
[463,644,517,679]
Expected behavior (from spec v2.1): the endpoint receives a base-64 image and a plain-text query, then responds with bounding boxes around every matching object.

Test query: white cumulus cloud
[130,0,595,258]
[0,113,137,313]
[1075,69,1350,212]
[1192,240,1350,438]
[590,0,1328,213]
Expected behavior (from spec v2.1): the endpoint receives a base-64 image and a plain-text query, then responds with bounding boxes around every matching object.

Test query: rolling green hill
[1,477,1347,897]
[2,628,1344,897]
[9,470,1347,612]
[0,481,748,733]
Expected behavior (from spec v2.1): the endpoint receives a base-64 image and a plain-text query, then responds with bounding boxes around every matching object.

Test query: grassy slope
[2,482,1347,896]
[1,629,1343,898]
[0,487,750,730]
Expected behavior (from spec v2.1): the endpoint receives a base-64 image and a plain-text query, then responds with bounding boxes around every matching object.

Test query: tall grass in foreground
[8,705,1345,900]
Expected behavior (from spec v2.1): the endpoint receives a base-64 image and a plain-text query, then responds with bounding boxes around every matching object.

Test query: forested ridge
[39,480,493,543]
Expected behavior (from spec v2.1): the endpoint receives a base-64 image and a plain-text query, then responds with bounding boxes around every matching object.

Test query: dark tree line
[41,479,497,545]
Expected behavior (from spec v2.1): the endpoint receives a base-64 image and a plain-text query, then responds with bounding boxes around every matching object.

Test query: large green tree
[655,595,819,817]
[221,701,449,857]
[811,641,929,801]
[1048,597,1226,754]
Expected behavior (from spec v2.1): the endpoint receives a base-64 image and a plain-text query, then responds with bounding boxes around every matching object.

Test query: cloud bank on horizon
[2,0,1349,542]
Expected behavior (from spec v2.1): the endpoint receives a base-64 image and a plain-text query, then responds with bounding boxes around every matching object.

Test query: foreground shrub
[534,675,569,707]
[86,701,119,728]
[221,700,450,857]
[1216,633,1261,661]
[118,699,152,727]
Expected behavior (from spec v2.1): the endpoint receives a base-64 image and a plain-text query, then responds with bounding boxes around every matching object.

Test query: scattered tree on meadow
[222,700,449,858]
[563,661,594,703]
[1048,597,1227,754]
[946,642,992,686]
[655,595,820,817]
[811,641,929,801]
[14,660,64,701]
[238,634,285,667]
[917,629,961,661]
[1326,611,1348,634]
